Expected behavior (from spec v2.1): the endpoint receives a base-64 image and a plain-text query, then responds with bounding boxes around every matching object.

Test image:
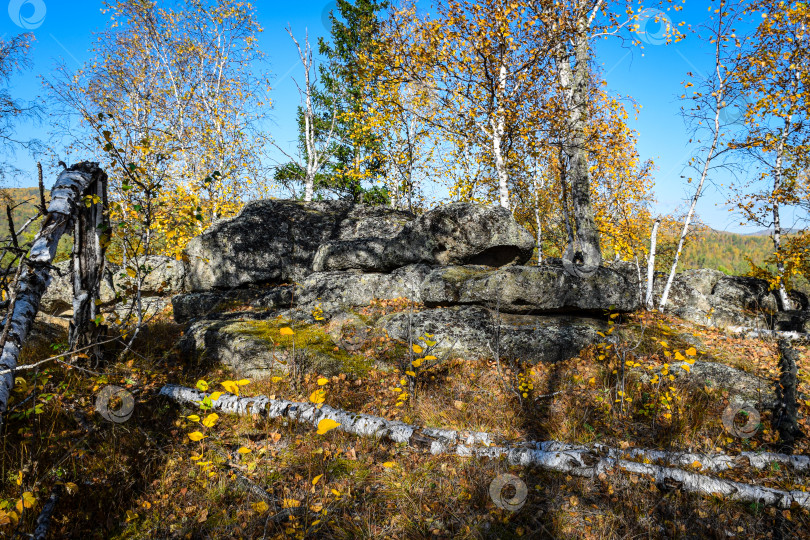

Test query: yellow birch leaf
[316,418,340,435]
[312,474,323,486]
[188,431,206,441]
[202,413,218,428]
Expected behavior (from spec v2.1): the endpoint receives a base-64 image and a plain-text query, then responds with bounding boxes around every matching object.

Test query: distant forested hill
[0,187,72,263]
[679,227,779,276]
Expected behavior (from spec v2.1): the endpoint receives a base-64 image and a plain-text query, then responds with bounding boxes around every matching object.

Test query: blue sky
[0,0,798,232]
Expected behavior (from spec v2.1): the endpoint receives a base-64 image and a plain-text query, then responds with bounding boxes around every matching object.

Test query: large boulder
[377,305,606,364]
[296,264,432,313]
[179,317,373,378]
[184,200,415,291]
[420,261,640,314]
[41,260,117,315]
[653,269,804,329]
[313,202,534,272]
[41,255,187,316]
[171,285,295,324]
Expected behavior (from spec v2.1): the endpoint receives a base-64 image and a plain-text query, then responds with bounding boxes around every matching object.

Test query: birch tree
[659,0,746,310]
[387,0,554,210]
[728,0,810,309]
[286,28,339,202]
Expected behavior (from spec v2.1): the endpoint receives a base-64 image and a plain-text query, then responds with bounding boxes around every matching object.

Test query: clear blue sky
[0,0,799,233]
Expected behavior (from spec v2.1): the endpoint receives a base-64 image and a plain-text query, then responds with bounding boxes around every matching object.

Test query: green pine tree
[315,0,389,204]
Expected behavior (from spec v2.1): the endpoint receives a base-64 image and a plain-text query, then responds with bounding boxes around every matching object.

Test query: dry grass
[0,308,808,538]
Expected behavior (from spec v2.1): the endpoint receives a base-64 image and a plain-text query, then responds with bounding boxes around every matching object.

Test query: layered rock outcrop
[168,199,809,385]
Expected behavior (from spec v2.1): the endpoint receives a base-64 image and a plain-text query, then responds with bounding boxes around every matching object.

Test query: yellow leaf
[681,364,691,373]
[317,377,329,386]
[188,431,206,442]
[196,380,209,391]
[186,414,201,422]
[692,461,702,469]
[236,379,250,386]
[309,389,326,405]
[331,489,341,496]
[382,461,395,468]
[237,447,251,454]
[685,347,697,356]
[674,351,686,361]
[412,344,423,354]
[202,413,219,428]
[281,499,301,508]
[209,392,223,401]
[316,418,340,435]
[405,370,416,377]
[423,355,437,361]
[221,380,239,394]
[251,501,269,513]
[280,327,295,336]
[271,376,284,383]
[15,471,22,486]
[125,509,138,522]
[411,358,423,368]
[312,474,323,486]
[65,482,78,495]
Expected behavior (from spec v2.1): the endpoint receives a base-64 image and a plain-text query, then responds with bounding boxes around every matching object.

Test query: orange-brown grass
[0,307,808,538]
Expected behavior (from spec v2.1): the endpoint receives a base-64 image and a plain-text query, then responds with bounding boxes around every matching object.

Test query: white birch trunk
[660,38,725,310]
[646,218,661,310]
[160,384,810,509]
[492,63,510,210]
[772,120,792,310]
[0,163,105,417]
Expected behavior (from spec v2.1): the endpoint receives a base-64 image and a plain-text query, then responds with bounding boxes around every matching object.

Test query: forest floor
[0,305,808,539]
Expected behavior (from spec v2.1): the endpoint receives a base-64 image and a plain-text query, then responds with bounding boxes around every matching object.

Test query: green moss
[438,265,492,283]
[223,319,373,376]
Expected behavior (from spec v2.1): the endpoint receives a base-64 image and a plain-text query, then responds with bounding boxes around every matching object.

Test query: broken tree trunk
[68,168,109,362]
[159,384,810,509]
[775,340,804,451]
[0,162,107,419]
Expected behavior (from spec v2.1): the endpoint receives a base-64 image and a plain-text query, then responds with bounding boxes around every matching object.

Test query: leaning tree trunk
[0,162,107,419]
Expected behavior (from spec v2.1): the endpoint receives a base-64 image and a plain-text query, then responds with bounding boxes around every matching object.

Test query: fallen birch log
[0,163,106,418]
[726,326,808,342]
[159,384,810,509]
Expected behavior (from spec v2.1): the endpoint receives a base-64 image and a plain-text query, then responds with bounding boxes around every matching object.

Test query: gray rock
[377,305,606,364]
[185,200,415,291]
[41,260,117,315]
[419,261,640,314]
[172,286,294,324]
[113,255,187,297]
[296,264,432,313]
[653,269,799,330]
[312,202,535,272]
[179,317,372,378]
